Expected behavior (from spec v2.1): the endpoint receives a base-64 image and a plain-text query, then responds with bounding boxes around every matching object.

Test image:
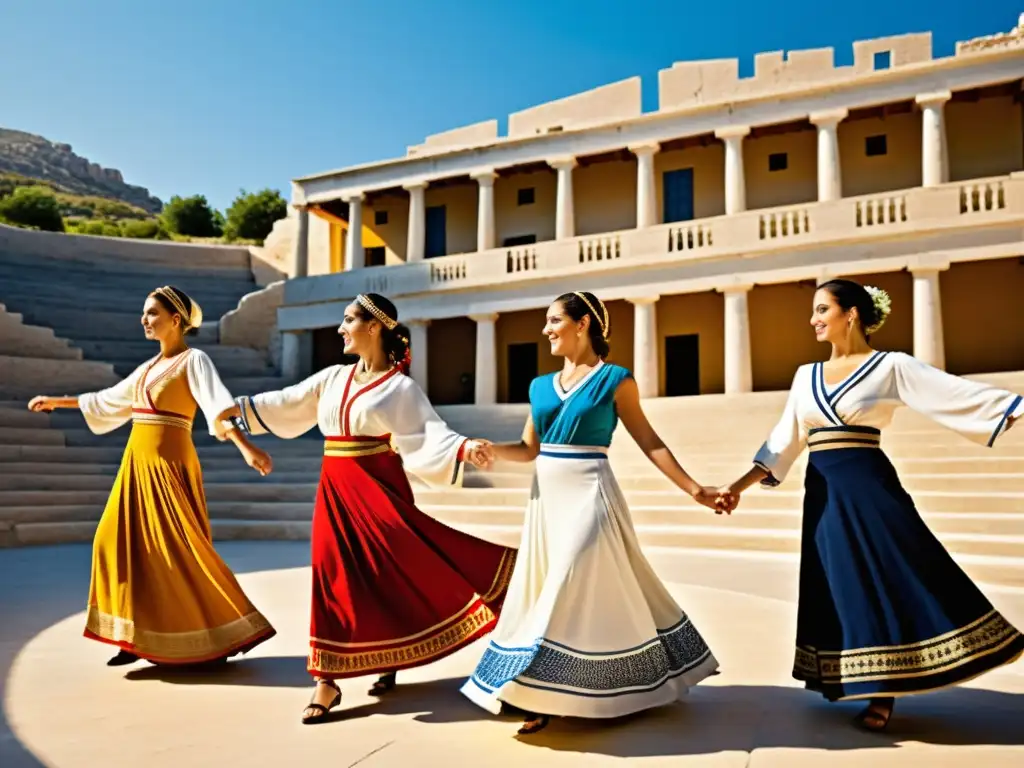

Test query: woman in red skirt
[227,293,515,723]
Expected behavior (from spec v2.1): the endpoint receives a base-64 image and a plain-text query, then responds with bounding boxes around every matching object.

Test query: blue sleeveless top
[530,362,633,447]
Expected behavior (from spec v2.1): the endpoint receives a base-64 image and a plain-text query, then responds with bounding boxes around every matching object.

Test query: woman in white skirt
[461,291,726,734]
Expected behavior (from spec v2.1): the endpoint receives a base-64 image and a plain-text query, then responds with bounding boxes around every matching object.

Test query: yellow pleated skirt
[85,421,275,663]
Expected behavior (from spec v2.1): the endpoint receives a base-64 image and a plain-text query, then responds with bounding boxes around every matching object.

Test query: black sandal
[855,697,894,732]
[302,680,341,725]
[517,713,551,735]
[368,671,397,696]
[107,650,140,667]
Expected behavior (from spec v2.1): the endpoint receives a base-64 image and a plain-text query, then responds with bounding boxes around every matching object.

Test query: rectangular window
[425,205,446,258]
[374,210,388,226]
[768,152,788,172]
[865,135,888,157]
[662,168,694,223]
[517,187,535,206]
[503,234,537,247]
[365,246,386,267]
[873,51,891,70]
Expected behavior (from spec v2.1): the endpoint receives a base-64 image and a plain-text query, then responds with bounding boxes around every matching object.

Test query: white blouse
[754,351,1023,485]
[78,349,237,435]
[236,364,468,488]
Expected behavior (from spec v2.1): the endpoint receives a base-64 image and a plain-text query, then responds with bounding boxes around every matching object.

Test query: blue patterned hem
[468,617,712,698]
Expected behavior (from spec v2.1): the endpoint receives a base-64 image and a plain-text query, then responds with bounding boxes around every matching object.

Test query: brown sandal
[855,697,894,732]
[368,671,397,696]
[302,680,341,725]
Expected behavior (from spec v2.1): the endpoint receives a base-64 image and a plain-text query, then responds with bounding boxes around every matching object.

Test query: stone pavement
[3,543,1024,767]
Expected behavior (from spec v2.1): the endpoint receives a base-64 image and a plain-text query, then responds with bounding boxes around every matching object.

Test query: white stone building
[261,16,1024,405]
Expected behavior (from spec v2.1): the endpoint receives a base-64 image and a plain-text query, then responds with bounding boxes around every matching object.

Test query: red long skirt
[307,448,516,679]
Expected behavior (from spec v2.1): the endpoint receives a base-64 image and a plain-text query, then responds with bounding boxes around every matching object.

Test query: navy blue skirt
[793,427,1024,701]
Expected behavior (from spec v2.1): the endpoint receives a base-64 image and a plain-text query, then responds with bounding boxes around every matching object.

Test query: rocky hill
[0,128,162,214]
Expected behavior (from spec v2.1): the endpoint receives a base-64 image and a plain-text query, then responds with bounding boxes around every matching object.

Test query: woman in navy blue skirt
[721,278,1023,731]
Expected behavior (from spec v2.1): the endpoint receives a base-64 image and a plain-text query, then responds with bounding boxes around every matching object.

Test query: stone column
[548,157,577,240]
[344,194,365,271]
[407,320,430,392]
[912,266,947,370]
[916,91,952,188]
[719,284,754,394]
[810,108,847,202]
[715,126,750,215]
[404,182,427,263]
[471,169,498,252]
[281,331,312,381]
[630,143,660,228]
[628,296,660,398]
[291,206,310,278]
[470,313,498,405]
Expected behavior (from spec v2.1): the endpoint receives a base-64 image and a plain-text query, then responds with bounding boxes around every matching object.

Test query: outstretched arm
[615,377,724,512]
[484,415,541,464]
[28,396,81,412]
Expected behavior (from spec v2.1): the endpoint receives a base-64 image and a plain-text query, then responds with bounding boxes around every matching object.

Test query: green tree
[160,194,220,238]
[0,186,65,232]
[224,188,287,243]
[122,219,160,239]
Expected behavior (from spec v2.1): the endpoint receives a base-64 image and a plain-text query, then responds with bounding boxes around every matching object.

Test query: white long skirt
[461,444,718,719]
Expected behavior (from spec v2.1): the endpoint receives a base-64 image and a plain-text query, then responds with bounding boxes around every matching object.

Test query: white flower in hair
[863,286,892,335]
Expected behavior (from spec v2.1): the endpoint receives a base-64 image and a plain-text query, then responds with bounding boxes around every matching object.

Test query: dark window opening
[365,246,386,267]
[503,234,537,247]
[374,210,388,226]
[507,343,538,403]
[664,334,700,397]
[517,187,535,206]
[865,135,888,157]
[768,152,788,172]
[873,51,891,70]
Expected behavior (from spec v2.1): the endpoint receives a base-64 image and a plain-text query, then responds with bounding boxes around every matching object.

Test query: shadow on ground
[0,542,311,768]
[122,656,1024,759]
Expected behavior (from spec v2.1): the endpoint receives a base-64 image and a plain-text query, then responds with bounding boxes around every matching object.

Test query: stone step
[0,355,118,398]
[0,270,257,299]
[0,250,254,280]
[0,292,243,320]
[0,458,322,476]
[0,426,64,446]
[7,309,234,342]
[0,408,51,428]
[0,440,321,464]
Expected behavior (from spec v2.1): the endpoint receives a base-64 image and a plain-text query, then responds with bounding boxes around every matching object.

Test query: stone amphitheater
[2,225,1023,767]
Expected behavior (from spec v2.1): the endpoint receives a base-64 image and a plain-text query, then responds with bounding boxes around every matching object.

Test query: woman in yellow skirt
[28,286,277,666]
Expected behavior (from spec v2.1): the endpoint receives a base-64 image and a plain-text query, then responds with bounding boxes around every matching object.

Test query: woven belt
[808,426,881,452]
[323,436,392,458]
[132,409,193,431]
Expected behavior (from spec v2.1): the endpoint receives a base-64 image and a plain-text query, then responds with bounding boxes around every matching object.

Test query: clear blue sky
[2,1,1019,211]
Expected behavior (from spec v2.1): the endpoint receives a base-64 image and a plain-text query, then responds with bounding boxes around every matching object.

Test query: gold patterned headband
[356,294,398,330]
[154,286,203,330]
[573,291,609,338]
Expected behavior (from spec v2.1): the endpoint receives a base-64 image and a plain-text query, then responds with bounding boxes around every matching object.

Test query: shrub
[122,219,160,239]
[223,188,287,243]
[0,186,64,232]
[160,194,221,237]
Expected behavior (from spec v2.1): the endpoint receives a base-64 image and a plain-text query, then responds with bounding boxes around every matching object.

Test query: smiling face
[810,287,858,344]
[141,295,184,342]
[338,302,378,356]
[543,301,590,358]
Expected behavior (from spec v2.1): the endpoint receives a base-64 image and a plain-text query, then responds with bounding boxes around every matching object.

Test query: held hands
[28,396,56,413]
[241,444,273,477]
[691,485,740,515]
[463,439,496,470]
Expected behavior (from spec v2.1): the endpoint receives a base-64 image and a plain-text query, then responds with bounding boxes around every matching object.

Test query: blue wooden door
[425,205,447,258]
[663,168,694,223]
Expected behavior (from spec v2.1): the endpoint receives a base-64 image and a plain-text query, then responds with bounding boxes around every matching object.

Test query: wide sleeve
[78,365,145,435]
[387,377,468,488]
[237,366,335,439]
[185,350,237,435]
[892,352,1023,447]
[752,368,808,487]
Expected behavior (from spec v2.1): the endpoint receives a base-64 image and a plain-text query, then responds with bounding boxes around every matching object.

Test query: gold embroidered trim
[323,440,391,458]
[795,610,1023,684]
[308,603,495,675]
[86,606,272,660]
[133,411,193,431]
[480,549,516,605]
